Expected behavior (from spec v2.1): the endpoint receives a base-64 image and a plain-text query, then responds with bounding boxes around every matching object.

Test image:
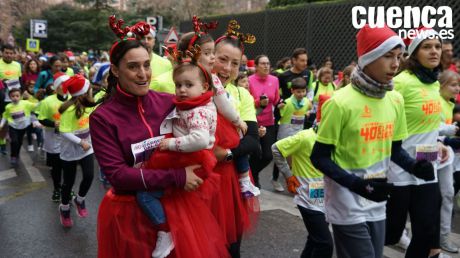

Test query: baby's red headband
[187,15,218,51]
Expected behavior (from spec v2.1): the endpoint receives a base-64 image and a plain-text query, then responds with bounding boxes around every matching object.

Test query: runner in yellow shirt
[311,24,425,257]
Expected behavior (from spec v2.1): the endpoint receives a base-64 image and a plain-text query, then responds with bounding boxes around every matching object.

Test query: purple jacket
[90,87,185,193]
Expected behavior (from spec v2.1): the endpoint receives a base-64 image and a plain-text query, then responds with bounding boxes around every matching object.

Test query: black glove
[350,178,392,202]
[411,159,435,181]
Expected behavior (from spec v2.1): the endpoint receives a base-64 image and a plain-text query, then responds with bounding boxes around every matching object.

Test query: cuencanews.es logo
[352,6,454,39]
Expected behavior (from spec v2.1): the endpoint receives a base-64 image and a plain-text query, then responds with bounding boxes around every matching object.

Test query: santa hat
[61,75,90,97]
[404,27,440,57]
[52,72,70,91]
[356,24,405,68]
[247,60,255,68]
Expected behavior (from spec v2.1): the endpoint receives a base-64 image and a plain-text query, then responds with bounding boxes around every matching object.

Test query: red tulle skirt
[98,188,229,258]
[211,114,260,245]
[145,149,217,180]
[144,146,220,206]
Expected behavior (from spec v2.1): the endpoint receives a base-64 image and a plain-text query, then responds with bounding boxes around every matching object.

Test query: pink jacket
[249,73,280,127]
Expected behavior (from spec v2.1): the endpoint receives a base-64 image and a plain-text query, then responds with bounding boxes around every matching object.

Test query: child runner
[235,72,249,91]
[272,95,333,258]
[306,67,335,128]
[311,24,424,258]
[436,70,460,253]
[0,88,37,166]
[38,72,69,202]
[277,77,311,140]
[58,75,96,227]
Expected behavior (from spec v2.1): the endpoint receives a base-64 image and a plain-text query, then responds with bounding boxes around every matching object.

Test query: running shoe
[59,206,73,227]
[51,189,60,202]
[152,231,174,258]
[73,198,88,218]
[441,234,459,253]
[10,157,18,167]
[240,178,261,198]
[396,229,410,250]
[271,180,284,192]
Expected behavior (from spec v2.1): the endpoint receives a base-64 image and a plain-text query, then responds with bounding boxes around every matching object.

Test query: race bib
[308,181,324,199]
[5,79,20,90]
[11,111,25,122]
[74,128,90,139]
[159,109,177,135]
[416,144,438,162]
[131,135,164,167]
[290,115,305,125]
[359,171,386,207]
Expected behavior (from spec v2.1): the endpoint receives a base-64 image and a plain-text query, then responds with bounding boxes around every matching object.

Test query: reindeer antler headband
[215,20,256,54]
[164,44,211,85]
[108,15,151,61]
[188,16,218,50]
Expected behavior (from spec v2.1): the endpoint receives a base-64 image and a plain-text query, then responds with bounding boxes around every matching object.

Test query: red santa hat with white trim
[61,75,90,97]
[52,72,70,91]
[404,27,440,57]
[356,24,405,68]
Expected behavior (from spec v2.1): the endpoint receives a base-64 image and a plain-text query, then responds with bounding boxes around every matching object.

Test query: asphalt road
[1,146,460,258]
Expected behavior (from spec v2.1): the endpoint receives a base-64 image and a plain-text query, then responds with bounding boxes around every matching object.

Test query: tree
[13,4,119,52]
[268,0,333,8]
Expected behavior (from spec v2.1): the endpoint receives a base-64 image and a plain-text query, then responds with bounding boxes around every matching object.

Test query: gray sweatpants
[438,161,454,236]
[332,220,385,258]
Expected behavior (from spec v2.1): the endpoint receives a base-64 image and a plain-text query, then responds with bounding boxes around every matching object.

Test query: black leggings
[453,171,460,196]
[61,154,94,205]
[8,126,26,158]
[385,183,441,258]
[249,125,277,186]
[47,152,63,191]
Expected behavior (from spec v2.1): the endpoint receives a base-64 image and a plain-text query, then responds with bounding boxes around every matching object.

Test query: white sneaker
[240,178,260,198]
[27,145,34,152]
[152,231,174,258]
[438,253,452,258]
[271,180,284,192]
[396,229,410,250]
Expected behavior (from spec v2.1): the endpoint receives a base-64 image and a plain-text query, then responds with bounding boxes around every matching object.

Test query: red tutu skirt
[144,147,220,206]
[98,188,229,258]
[97,189,157,258]
[145,149,217,180]
[211,114,260,244]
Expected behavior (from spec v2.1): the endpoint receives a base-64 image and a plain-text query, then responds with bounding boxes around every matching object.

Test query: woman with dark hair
[386,27,449,258]
[33,55,62,96]
[212,21,260,257]
[248,54,280,190]
[90,17,228,258]
[22,58,40,93]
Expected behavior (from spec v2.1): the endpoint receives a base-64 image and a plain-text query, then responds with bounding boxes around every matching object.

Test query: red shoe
[59,206,73,227]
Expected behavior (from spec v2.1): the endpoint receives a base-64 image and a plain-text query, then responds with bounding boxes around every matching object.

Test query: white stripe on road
[20,148,45,182]
[0,169,17,181]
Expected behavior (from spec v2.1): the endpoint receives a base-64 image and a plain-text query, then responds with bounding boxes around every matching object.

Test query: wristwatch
[225,149,234,162]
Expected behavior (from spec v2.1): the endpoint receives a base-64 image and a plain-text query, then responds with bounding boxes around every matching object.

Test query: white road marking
[0,169,17,181]
[20,148,45,182]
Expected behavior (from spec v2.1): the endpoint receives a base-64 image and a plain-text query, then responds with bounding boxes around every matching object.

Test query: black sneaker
[52,189,60,202]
